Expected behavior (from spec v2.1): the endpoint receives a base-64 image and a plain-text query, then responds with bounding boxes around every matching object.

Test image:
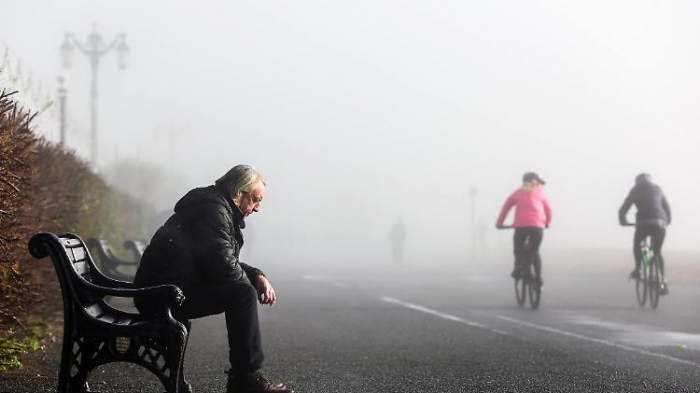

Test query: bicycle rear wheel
[635,263,648,307]
[648,256,661,309]
[514,277,526,306]
[527,263,541,309]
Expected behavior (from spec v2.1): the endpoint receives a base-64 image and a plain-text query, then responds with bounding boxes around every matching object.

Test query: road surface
[3,262,700,392]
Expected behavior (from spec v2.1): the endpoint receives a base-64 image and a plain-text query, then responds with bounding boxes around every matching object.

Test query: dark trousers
[173,280,264,374]
[513,227,544,279]
[633,225,666,275]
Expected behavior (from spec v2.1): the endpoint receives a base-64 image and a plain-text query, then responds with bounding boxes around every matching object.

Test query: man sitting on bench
[134,165,294,393]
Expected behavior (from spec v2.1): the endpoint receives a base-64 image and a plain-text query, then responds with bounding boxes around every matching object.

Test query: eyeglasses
[247,193,263,203]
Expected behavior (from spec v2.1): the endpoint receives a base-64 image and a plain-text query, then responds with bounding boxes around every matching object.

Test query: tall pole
[57,76,67,146]
[89,34,100,164]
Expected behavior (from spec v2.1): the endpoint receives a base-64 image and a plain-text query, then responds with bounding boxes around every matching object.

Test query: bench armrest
[130,284,185,307]
[77,279,184,307]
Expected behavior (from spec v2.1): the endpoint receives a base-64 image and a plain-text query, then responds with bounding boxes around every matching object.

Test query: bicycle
[499,226,542,309]
[623,223,664,309]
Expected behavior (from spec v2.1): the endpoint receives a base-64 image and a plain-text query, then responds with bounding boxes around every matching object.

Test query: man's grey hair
[215,165,266,207]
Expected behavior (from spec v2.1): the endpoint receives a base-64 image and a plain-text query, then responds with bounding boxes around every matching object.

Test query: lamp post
[57,75,67,146]
[60,24,129,165]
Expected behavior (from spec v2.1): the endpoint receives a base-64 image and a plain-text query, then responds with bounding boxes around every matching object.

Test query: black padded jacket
[618,179,671,227]
[134,184,263,296]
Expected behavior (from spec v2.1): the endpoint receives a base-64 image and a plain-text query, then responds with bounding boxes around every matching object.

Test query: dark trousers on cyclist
[513,227,544,281]
[633,224,666,276]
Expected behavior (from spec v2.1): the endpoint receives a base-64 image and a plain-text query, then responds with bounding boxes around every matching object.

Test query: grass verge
[0,317,45,371]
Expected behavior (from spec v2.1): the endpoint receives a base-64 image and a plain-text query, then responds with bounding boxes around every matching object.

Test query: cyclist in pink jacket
[495,172,552,285]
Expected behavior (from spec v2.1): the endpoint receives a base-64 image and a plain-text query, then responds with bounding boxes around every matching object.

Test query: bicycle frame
[640,238,653,270]
[634,235,662,309]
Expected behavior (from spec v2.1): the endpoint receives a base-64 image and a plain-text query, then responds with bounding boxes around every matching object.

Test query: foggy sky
[2,1,700,267]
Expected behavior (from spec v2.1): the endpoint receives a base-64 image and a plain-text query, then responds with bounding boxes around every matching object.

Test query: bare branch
[0,178,20,193]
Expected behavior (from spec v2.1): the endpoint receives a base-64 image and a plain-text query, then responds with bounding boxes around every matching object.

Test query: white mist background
[3,1,700,269]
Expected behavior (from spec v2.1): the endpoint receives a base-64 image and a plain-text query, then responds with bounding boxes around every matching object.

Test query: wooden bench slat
[85,304,105,318]
[99,314,116,323]
[73,261,89,275]
[62,239,82,247]
[71,247,87,262]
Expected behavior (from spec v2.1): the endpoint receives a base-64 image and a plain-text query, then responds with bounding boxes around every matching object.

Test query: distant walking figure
[619,173,671,292]
[495,172,552,287]
[389,218,407,265]
[134,165,295,393]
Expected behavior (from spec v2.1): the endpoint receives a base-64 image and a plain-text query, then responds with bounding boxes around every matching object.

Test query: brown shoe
[227,370,295,393]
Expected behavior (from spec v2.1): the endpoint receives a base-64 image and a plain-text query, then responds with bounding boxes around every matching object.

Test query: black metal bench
[123,239,147,262]
[29,232,192,393]
[85,238,143,282]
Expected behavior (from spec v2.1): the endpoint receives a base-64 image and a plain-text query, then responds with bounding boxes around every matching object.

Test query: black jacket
[134,185,263,295]
[619,179,671,227]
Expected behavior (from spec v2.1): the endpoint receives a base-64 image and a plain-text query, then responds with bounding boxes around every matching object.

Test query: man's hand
[256,275,277,306]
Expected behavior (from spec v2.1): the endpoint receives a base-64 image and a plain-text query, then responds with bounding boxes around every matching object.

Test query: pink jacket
[496,187,552,228]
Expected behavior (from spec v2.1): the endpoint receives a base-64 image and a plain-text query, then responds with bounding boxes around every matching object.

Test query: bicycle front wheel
[527,263,541,310]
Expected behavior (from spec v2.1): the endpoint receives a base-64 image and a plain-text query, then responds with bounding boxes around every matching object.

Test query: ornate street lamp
[60,25,129,165]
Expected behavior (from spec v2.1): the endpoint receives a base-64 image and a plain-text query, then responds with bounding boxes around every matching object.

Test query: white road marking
[565,314,700,350]
[497,315,700,368]
[380,296,700,367]
[381,296,509,336]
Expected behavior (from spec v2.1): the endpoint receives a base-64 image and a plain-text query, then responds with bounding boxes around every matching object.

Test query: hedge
[0,87,154,368]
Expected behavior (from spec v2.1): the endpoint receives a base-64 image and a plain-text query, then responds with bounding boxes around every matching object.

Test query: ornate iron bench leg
[178,320,193,393]
[165,332,187,393]
[68,335,92,393]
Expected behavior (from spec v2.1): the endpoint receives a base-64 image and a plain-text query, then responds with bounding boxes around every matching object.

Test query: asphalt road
[3,263,700,392]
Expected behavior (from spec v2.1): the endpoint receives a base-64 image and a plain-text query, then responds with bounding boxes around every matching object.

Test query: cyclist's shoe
[660,281,670,295]
[629,268,641,280]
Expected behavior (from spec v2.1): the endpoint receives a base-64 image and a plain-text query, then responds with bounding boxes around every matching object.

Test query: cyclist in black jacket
[619,173,671,292]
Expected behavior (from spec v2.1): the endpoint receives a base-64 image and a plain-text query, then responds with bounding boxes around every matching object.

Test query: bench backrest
[85,238,122,266]
[123,239,147,261]
[29,233,102,312]
[85,238,140,282]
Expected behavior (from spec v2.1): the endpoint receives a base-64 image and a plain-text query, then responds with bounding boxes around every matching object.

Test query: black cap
[522,172,546,185]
